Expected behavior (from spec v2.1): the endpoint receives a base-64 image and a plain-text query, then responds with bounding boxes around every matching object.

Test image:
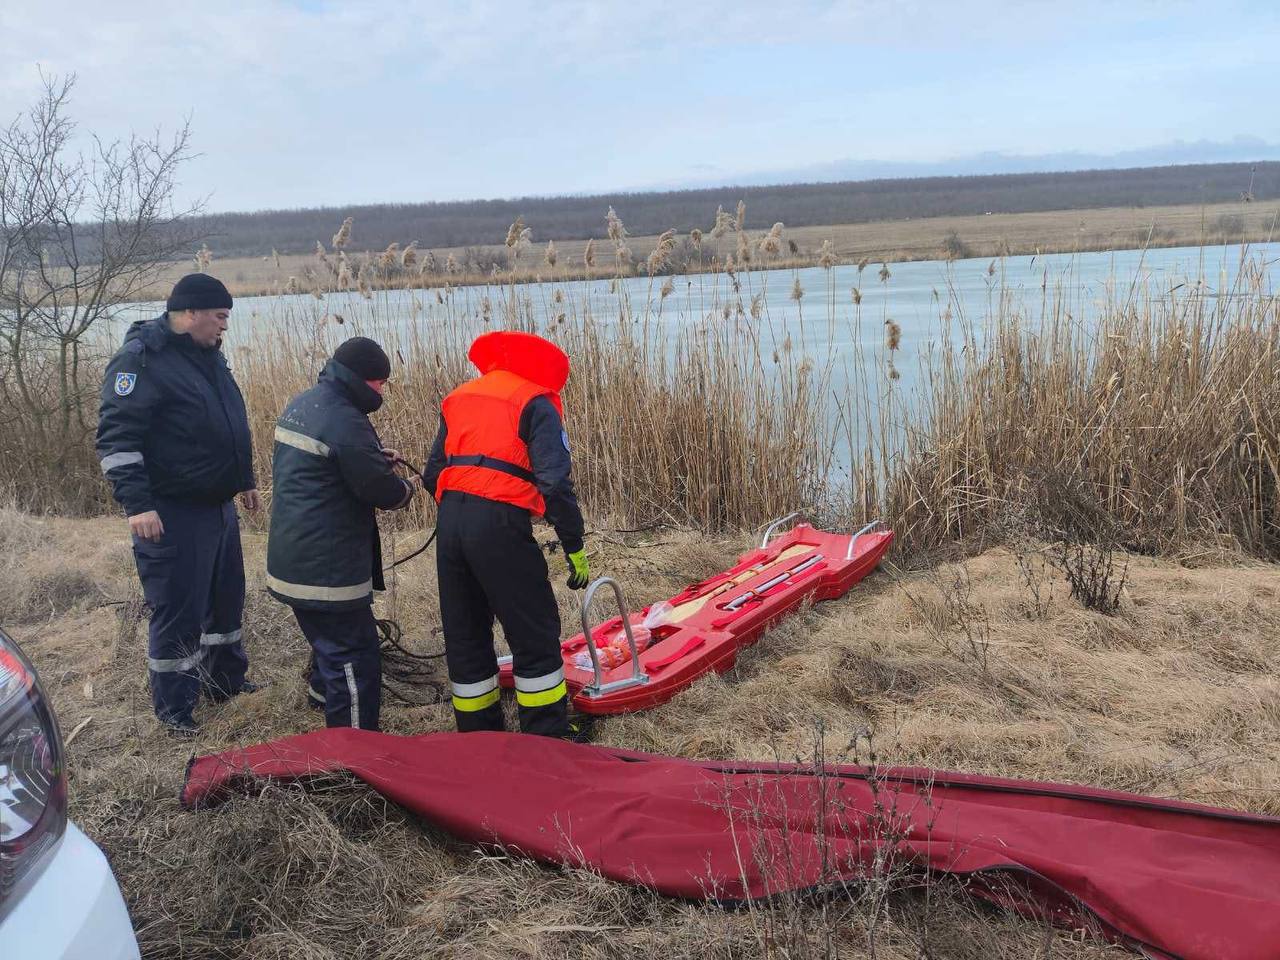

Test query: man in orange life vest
[422,331,589,738]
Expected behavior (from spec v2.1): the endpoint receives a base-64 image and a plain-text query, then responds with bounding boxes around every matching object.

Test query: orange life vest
[435,331,569,516]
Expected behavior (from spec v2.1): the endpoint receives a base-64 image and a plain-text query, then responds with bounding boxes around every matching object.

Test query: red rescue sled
[499,516,893,714]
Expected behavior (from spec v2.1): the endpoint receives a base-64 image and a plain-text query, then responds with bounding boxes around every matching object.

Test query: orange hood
[468,331,569,392]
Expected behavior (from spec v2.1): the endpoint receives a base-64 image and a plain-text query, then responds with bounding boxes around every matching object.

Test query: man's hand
[396,472,423,508]
[240,489,262,511]
[129,510,165,542]
[565,549,590,590]
[381,447,400,464]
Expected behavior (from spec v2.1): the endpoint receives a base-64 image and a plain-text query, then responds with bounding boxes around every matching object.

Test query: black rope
[377,454,448,703]
[376,617,447,705]
[385,455,436,570]
[387,528,436,569]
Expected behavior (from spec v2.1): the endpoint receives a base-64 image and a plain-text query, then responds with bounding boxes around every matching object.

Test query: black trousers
[294,606,382,731]
[436,491,569,737]
[132,498,248,725]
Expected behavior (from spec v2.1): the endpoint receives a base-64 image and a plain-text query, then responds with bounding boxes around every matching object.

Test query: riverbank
[156,199,1279,299]
[9,249,1280,957]
[8,506,1278,958]
[11,249,1280,567]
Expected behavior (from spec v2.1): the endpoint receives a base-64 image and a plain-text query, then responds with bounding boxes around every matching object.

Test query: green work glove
[565,549,590,590]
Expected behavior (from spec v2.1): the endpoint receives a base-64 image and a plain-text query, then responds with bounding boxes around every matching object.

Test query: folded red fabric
[183,730,1280,960]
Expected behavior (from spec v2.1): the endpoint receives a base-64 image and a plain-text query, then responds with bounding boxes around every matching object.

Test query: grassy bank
[7,242,1280,956]
[6,243,1280,563]
[7,506,1278,958]
[158,199,1280,300]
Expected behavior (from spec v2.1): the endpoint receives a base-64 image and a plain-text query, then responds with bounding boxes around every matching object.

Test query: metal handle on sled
[846,519,886,560]
[578,577,650,699]
[760,512,802,549]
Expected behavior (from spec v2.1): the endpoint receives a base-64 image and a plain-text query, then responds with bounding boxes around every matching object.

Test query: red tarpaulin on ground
[181,730,1280,960]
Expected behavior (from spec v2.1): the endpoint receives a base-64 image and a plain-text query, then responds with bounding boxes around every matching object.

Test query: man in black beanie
[266,337,420,731]
[96,273,260,736]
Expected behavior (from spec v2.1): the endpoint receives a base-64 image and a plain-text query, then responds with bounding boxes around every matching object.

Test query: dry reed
[875,259,1280,557]
[233,279,836,533]
[3,206,1279,573]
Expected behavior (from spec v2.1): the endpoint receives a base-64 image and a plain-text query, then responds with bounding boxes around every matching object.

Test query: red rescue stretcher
[498,515,894,714]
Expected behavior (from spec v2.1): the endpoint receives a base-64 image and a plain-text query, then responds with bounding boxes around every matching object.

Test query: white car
[0,628,141,959]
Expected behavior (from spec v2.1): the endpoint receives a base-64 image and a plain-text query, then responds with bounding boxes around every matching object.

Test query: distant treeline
[196,161,1277,257]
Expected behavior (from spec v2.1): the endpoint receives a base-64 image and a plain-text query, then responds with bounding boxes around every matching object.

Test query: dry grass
[0,507,113,625]
[219,235,1280,568]
[877,253,1280,558]
[231,276,839,535]
[9,223,1280,569]
[9,503,1280,958]
[159,200,1280,299]
[6,197,1279,956]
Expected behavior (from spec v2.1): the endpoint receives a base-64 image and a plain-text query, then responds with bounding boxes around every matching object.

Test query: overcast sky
[2,1,1277,212]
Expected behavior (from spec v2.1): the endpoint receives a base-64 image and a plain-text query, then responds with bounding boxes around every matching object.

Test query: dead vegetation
[4,204,1280,956]
[162,200,1280,300]
[9,505,1279,958]
[6,201,1280,576]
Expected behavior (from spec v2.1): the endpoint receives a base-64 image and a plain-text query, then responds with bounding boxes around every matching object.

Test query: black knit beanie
[333,337,391,381]
[167,273,233,313]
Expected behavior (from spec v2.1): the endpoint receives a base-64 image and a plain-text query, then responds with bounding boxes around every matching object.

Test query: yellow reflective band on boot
[515,680,567,708]
[452,689,500,712]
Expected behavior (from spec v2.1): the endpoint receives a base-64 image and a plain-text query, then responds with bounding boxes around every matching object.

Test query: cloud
[1,1,1275,211]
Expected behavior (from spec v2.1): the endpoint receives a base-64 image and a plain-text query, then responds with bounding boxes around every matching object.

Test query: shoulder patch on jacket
[114,372,138,396]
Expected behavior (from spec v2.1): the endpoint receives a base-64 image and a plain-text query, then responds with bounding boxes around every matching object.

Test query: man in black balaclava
[266,337,420,731]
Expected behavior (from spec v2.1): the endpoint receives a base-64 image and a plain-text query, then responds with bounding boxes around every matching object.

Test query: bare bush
[1051,540,1128,614]
[941,230,972,260]
[1013,545,1055,619]
[0,73,201,513]
[899,566,993,675]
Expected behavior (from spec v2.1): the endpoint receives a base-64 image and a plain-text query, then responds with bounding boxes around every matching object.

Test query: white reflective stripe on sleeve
[513,667,565,693]
[274,426,331,457]
[148,653,201,674]
[266,574,373,602]
[344,662,360,729]
[100,451,144,474]
[200,629,243,646]
[308,685,326,703]
[450,675,499,698]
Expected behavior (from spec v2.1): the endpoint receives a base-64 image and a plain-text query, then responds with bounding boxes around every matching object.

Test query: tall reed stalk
[4,207,1277,562]
[877,254,1280,556]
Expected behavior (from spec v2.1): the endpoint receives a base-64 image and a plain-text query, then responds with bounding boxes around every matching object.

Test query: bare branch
[0,70,203,463]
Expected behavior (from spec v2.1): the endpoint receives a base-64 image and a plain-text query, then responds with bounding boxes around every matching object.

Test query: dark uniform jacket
[96,315,255,515]
[267,360,415,612]
[423,395,585,554]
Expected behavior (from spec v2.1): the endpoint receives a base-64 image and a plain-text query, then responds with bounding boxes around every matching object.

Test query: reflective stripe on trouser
[133,498,248,725]
[304,652,326,709]
[450,674,500,714]
[436,492,570,738]
[513,668,567,709]
[293,606,381,731]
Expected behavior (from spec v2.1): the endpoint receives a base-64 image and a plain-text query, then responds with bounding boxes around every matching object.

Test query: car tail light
[0,628,67,922]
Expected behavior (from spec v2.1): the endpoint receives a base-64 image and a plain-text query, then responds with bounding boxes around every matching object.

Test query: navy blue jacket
[267,360,416,612]
[423,394,585,554]
[96,315,255,515]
